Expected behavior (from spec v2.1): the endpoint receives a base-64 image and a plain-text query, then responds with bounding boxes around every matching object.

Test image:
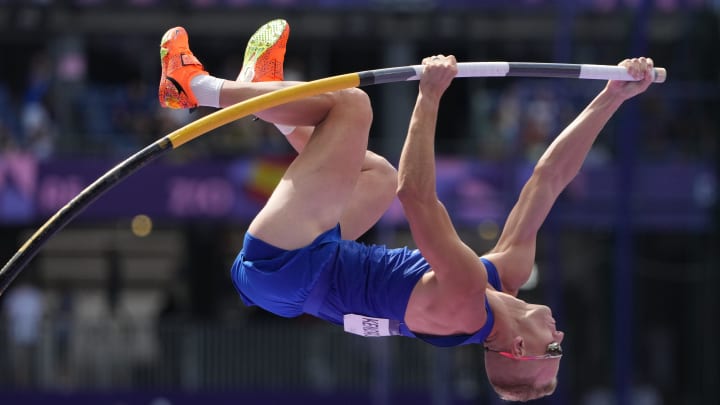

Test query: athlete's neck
[484,290,527,347]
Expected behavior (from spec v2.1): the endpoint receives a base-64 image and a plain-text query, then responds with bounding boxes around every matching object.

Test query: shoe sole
[238,19,288,82]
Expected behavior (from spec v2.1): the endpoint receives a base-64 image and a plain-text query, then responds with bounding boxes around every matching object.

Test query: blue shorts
[231,226,342,318]
[231,225,431,324]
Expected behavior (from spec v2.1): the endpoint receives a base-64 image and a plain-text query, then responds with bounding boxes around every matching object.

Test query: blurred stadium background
[0,1,718,404]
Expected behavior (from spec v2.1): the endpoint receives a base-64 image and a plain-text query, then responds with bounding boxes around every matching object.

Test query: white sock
[192,74,296,135]
[274,123,295,135]
[190,74,224,108]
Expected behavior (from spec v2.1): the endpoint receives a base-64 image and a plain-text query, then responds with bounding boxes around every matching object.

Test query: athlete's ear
[511,336,525,357]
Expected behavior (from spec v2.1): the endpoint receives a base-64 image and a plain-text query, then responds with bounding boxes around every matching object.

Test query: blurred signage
[0,153,714,229]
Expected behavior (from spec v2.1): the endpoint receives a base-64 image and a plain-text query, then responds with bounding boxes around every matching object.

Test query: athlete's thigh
[247,89,372,249]
[338,150,397,240]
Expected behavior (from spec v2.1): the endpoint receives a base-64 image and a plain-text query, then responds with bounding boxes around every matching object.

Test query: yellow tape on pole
[168,73,360,148]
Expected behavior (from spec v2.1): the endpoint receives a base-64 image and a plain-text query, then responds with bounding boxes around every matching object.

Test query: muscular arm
[397,56,488,296]
[486,57,655,293]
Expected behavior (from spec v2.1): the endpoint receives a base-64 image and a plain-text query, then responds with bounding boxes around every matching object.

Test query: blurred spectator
[113,78,162,151]
[1,275,45,388]
[0,140,37,223]
[51,287,75,389]
[157,281,190,386]
[21,53,56,160]
[519,85,559,162]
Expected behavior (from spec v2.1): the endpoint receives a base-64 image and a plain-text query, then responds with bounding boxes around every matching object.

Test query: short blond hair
[489,377,557,402]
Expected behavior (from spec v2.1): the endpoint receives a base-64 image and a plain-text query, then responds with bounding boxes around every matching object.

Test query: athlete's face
[483,304,565,400]
[524,304,565,357]
[519,304,565,382]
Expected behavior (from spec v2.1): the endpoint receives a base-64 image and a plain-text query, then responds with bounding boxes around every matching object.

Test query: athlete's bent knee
[334,88,373,123]
[364,151,398,199]
[377,158,398,199]
[366,151,397,179]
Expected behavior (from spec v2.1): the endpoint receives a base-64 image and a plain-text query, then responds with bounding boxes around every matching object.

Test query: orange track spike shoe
[158,26,209,109]
[237,19,289,83]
